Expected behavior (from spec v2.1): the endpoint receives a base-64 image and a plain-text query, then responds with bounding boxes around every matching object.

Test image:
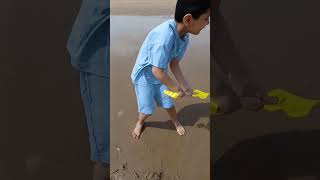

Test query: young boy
[131,0,210,139]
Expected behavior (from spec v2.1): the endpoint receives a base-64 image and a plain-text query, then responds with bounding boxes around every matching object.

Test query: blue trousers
[80,71,109,163]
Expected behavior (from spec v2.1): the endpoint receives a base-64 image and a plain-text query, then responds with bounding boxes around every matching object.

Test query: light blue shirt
[131,19,189,85]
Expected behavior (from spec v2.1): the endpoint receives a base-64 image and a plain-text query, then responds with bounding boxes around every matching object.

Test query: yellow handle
[163,90,180,99]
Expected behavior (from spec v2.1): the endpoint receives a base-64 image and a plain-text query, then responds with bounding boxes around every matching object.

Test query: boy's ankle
[136,121,144,126]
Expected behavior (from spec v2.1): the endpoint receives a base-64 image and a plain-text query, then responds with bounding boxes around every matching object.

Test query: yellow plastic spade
[192,89,209,99]
[163,89,209,100]
[263,89,320,118]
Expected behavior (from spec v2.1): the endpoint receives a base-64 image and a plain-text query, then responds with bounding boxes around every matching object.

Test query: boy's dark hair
[175,0,210,22]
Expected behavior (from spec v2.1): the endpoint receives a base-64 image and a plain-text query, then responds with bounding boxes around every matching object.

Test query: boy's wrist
[170,84,180,92]
[181,83,192,92]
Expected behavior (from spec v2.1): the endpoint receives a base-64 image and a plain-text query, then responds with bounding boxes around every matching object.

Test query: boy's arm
[212,10,266,98]
[151,66,184,94]
[212,10,271,113]
[170,59,193,96]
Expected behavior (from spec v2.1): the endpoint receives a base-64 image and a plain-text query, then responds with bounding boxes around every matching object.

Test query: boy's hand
[171,85,185,99]
[176,85,185,99]
[240,79,272,111]
[177,91,185,99]
[183,87,193,96]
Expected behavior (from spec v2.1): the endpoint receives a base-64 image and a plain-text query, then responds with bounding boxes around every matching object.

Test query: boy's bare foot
[132,122,144,139]
[171,120,185,135]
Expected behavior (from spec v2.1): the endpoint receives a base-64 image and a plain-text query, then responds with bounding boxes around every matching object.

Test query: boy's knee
[164,105,175,110]
[140,112,153,117]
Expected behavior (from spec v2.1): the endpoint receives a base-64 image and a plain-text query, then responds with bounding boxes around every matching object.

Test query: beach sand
[110,15,210,180]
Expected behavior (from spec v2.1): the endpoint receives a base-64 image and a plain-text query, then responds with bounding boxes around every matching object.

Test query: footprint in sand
[117,110,125,118]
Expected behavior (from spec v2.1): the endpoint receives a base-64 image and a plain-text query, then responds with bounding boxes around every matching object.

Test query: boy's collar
[171,19,188,41]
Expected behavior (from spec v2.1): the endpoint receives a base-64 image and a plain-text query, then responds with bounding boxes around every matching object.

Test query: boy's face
[185,9,210,35]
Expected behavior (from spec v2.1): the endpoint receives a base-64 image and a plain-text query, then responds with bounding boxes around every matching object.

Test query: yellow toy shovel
[263,89,320,118]
[164,89,209,100]
[192,89,210,99]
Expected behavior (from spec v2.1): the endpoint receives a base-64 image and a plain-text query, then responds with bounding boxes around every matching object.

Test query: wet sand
[110,16,210,180]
